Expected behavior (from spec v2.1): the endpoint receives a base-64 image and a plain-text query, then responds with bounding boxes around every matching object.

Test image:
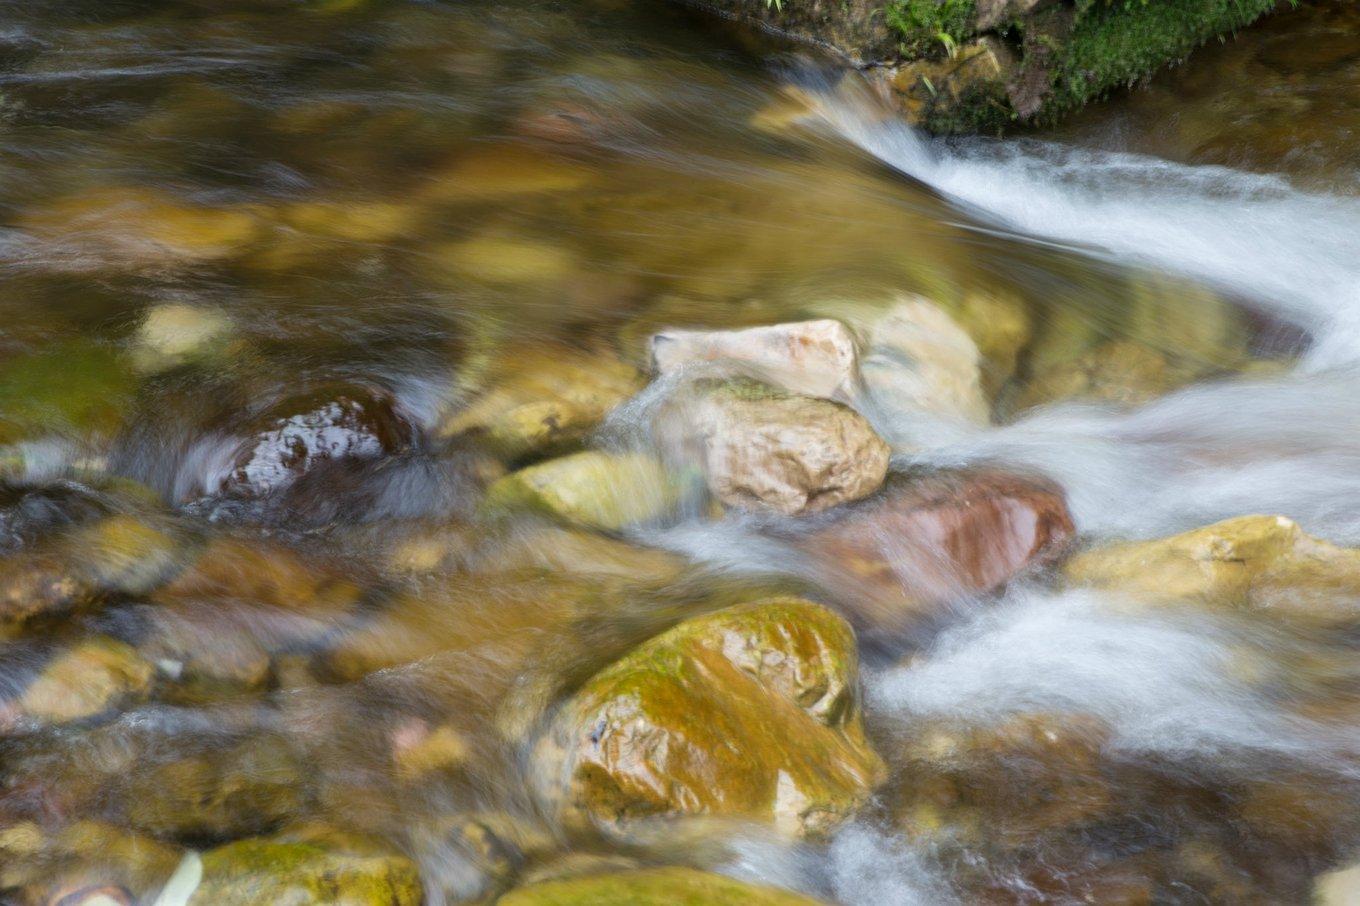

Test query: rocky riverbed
[2,0,1359,904]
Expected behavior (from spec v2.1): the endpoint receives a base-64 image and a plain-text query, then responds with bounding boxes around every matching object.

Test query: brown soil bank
[684,0,1295,132]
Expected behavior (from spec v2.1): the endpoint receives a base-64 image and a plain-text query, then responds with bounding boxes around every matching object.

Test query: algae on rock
[531,598,885,838]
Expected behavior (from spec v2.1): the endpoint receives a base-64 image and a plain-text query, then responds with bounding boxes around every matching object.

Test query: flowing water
[2,0,1360,903]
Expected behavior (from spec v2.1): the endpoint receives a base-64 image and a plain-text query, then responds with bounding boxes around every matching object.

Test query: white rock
[1314,861,1360,905]
[134,303,232,372]
[649,319,859,402]
[679,383,890,517]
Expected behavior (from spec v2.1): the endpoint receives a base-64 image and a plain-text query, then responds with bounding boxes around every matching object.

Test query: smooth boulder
[531,598,884,838]
[671,381,889,517]
[788,470,1074,634]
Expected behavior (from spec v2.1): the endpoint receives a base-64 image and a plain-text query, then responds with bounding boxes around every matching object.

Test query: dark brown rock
[220,385,412,498]
[787,470,1074,634]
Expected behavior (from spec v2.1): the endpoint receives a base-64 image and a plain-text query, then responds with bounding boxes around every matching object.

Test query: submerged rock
[3,637,154,731]
[497,866,825,905]
[891,712,1117,849]
[132,303,234,374]
[124,735,309,842]
[1064,515,1360,625]
[0,820,182,903]
[531,598,884,838]
[789,470,1074,634]
[482,451,682,532]
[850,296,989,424]
[649,319,859,402]
[1314,861,1360,906]
[189,837,420,906]
[0,513,182,637]
[218,385,413,499]
[668,380,890,517]
[440,342,643,460]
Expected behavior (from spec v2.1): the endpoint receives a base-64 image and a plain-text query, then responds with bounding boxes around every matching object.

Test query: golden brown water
[3,1,1360,904]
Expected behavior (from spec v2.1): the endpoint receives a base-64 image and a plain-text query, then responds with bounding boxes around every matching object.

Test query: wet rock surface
[1065,514,1360,626]
[497,866,826,905]
[531,598,884,838]
[670,380,890,516]
[787,470,1075,633]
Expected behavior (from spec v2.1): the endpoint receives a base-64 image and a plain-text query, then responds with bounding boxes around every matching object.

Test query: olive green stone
[532,598,884,838]
[482,451,682,532]
[189,838,421,906]
[496,867,826,905]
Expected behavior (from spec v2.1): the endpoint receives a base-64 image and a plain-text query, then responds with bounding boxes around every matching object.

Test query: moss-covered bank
[686,0,1292,132]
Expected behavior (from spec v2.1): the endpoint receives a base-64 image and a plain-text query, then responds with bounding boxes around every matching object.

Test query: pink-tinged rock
[788,470,1075,633]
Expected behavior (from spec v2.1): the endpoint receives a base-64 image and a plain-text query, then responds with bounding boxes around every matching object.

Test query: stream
[2,1,1360,903]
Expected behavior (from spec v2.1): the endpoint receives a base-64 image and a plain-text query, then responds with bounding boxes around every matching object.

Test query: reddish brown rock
[788,470,1074,634]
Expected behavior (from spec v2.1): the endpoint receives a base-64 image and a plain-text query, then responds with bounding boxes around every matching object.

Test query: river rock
[788,470,1074,634]
[891,712,1116,849]
[189,837,420,906]
[0,340,135,447]
[649,319,859,401]
[218,385,413,498]
[2,637,154,731]
[439,342,644,460]
[852,296,989,424]
[531,598,885,839]
[0,820,182,903]
[141,537,362,698]
[0,514,181,637]
[125,734,309,842]
[1064,515,1360,625]
[1314,861,1360,906]
[132,303,234,374]
[497,866,826,905]
[482,451,682,532]
[670,380,890,517]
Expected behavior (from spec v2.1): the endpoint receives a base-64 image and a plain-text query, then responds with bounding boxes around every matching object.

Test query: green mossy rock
[496,867,826,905]
[482,451,683,532]
[0,340,136,446]
[532,598,884,838]
[189,838,421,906]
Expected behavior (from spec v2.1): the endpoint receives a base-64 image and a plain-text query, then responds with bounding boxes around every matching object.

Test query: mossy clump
[883,0,1285,131]
[1043,0,1284,124]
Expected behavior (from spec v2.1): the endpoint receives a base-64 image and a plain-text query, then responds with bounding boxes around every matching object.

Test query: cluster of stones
[1,294,1352,904]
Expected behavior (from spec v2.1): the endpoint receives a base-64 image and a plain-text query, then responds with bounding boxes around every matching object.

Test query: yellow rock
[15,637,153,726]
[434,235,578,285]
[421,145,594,202]
[24,186,261,267]
[440,342,644,459]
[531,598,885,839]
[482,451,683,532]
[497,866,826,905]
[1065,515,1360,625]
